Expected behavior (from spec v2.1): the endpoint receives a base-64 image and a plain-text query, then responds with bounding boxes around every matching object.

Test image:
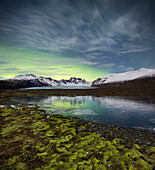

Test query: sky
[0,0,155,81]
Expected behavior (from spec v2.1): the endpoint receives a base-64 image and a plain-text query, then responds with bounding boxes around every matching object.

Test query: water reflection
[22,86,96,89]
[94,97,155,113]
[14,96,155,131]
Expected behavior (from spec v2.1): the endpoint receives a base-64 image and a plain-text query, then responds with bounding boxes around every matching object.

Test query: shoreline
[0,105,155,169]
[0,88,155,168]
[1,105,155,146]
[1,88,155,106]
[0,86,155,97]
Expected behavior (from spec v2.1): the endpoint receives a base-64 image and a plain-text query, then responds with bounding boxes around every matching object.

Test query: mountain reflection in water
[14,96,155,131]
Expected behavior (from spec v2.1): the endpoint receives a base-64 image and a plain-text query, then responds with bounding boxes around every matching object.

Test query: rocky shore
[0,105,155,169]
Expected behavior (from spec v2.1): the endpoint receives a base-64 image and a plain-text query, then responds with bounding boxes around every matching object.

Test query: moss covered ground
[0,106,155,169]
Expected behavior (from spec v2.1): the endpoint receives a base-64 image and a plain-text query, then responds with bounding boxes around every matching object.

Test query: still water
[22,86,96,89]
[14,96,155,131]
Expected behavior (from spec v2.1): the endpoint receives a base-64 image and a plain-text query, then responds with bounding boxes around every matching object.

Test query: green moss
[8,156,20,166]
[1,111,13,117]
[78,125,86,129]
[36,152,48,158]
[0,106,155,169]
[31,121,50,134]
[32,113,45,119]
[16,162,28,170]
[1,124,18,137]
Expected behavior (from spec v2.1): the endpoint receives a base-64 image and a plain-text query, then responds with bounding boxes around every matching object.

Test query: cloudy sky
[0,0,155,80]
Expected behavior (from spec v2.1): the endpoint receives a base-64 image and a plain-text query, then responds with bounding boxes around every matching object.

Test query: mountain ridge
[0,68,155,89]
[9,74,92,86]
[0,74,92,89]
[92,68,155,87]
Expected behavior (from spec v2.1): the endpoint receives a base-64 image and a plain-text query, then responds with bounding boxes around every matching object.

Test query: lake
[22,86,96,89]
[13,96,155,132]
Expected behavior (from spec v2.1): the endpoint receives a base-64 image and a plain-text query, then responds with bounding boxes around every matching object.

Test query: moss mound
[0,106,155,169]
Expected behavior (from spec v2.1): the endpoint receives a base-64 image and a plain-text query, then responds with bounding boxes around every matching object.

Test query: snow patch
[93,68,155,85]
[11,74,37,80]
[8,74,91,87]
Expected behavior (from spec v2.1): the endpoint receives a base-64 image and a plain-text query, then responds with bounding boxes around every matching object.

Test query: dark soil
[0,86,155,98]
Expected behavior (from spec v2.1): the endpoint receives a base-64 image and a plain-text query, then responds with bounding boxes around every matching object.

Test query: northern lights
[0,45,109,80]
[0,0,155,80]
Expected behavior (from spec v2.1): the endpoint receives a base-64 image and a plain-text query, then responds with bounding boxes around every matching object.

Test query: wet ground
[0,105,155,169]
[0,88,155,169]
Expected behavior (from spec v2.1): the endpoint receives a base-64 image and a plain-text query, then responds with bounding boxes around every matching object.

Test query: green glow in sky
[0,45,109,81]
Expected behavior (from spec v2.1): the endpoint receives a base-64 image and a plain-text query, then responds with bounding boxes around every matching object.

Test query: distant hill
[0,74,92,89]
[92,68,155,88]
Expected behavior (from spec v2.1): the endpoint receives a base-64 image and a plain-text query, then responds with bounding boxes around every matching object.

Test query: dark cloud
[6,68,18,71]
[0,68,18,71]
[0,0,154,71]
[0,61,8,64]
[34,60,56,66]
[18,71,32,75]
[35,60,49,63]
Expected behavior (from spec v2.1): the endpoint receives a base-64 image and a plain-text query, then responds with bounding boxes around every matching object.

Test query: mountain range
[0,68,154,89]
[92,68,155,87]
[0,74,91,89]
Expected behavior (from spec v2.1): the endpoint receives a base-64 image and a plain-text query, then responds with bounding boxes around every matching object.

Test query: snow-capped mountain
[59,77,91,86]
[11,74,38,80]
[8,74,91,87]
[92,68,155,86]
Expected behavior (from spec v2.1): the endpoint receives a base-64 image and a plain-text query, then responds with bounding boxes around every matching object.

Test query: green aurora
[0,45,109,81]
[0,0,155,80]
